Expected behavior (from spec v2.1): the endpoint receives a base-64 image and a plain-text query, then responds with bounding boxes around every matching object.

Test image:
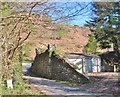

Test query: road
[22,63,107,96]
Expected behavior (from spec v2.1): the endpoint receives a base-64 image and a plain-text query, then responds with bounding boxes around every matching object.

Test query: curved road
[22,63,105,96]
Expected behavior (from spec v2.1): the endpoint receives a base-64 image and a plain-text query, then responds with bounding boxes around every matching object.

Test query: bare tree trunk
[2,56,13,88]
[1,37,13,88]
[16,45,23,83]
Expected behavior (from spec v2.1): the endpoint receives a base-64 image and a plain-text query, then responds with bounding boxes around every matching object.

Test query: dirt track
[80,72,120,95]
[23,63,119,96]
[23,63,105,96]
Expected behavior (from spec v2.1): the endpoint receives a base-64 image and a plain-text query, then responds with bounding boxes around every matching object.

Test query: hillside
[23,14,91,60]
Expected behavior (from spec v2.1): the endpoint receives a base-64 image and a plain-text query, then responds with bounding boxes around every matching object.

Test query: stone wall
[30,47,89,84]
[30,49,51,79]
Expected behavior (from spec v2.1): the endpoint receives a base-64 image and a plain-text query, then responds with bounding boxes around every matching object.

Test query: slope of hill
[23,14,91,60]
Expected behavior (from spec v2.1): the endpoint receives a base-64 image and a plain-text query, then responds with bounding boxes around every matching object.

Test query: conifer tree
[85,2,120,71]
[85,2,120,52]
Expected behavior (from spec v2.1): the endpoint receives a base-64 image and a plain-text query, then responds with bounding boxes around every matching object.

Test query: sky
[69,15,92,26]
[54,2,93,26]
[67,2,93,26]
[33,2,93,27]
[60,2,93,26]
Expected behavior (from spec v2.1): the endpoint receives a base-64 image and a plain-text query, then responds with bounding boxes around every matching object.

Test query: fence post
[97,58,98,72]
[82,58,84,74]
[114,65,116,72]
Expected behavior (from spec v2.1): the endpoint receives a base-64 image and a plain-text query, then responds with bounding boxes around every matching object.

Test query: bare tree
[0,1,91,88]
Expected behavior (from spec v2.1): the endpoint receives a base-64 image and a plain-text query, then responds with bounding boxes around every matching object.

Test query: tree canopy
[84,2,120,71]
[85,2,120,51]
[0,1,91,88]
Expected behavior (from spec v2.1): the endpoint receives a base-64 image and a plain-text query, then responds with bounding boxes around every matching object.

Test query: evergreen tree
[85,2,120,71]
[83,34,97,54]
[85,2,120,52]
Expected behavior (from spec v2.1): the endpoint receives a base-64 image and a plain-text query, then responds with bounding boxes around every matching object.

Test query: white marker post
[114,65,117,72]
[7,79,13,89]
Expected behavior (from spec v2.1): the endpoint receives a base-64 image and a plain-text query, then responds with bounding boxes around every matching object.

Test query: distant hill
[23,14,91,60]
